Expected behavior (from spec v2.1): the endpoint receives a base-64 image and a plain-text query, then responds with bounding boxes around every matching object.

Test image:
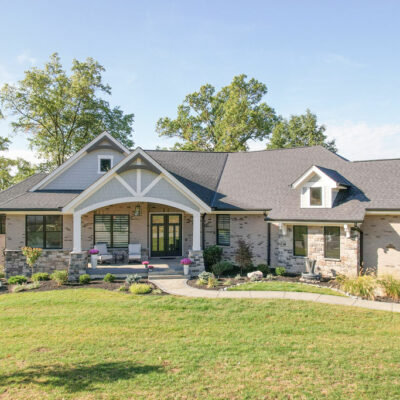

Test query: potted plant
[89,249,99,268]
[180,258,192,276]
[21,247,42,276]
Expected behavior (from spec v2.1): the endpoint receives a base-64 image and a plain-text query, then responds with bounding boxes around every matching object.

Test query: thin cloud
[322,53,366,68]
[17,51,36,65]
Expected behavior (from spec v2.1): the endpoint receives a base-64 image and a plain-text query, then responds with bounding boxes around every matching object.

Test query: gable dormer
[291,165,350,209]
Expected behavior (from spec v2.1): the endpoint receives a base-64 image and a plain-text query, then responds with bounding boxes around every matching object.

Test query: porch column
[192,211,201,251]
[73,212,82,252]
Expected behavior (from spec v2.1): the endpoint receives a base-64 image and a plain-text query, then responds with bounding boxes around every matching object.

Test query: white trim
[271,221,356,227]
[209,210,267,215]
[115,174,137,196]
[140,174,163,196]
[1,211,66,215]
[73,213,82,252]
[292,166,340,189]
[365,210,400,215]
[30,132,130,192]
[63,147,211,213]
[97,155,114,174]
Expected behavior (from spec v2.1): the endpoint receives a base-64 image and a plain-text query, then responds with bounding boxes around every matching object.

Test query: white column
[73,212,82,252]
[192,211,201,251]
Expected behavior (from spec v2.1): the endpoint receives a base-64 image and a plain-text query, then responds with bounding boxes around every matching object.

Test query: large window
[26,215,62,249]
[310,187,322,206]
[293,225,308,256]
[0,215,5,234]
[217,215,230,246]
[94,215,129,248]
[324,226,340,259]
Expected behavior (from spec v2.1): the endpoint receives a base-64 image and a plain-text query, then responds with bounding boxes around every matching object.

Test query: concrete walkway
[150,278,400,313]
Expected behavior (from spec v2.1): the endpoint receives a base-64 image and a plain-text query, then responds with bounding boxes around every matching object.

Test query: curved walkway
[150,278,400,313]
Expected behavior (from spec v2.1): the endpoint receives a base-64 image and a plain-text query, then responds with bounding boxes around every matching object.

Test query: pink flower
[142,261,149,266]
[89,249,99,255]
[180,258,192,265]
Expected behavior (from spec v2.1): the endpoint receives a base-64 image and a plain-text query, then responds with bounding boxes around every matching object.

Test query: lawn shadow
[0,361,162,392]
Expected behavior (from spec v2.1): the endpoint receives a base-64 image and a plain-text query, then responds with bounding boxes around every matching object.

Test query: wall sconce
[134,204,142,216]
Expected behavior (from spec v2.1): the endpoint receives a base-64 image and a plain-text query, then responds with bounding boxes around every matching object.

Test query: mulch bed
[0,279,165,295]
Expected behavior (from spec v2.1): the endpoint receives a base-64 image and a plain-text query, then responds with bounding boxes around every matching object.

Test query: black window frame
[94,214,130,248]
[324,226,341,260]
[0,214,5,234]
[25,215,63,249]
[310,187,323,206]
[99,157,112,173]
[216,214,230,246]
[293,225,308,257]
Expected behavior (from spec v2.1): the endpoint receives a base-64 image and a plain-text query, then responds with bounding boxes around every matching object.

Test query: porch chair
[128,244,142,263]
[94,243,114,264]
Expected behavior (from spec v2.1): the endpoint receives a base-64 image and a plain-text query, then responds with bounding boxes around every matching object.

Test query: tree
[235,239,253,275]
[267,109,337,152]
[156,74,277,151]
[0,136,37,190]
[0,53,134,169]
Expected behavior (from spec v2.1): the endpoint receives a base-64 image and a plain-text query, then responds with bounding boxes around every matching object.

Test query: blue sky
[1,0,400,162]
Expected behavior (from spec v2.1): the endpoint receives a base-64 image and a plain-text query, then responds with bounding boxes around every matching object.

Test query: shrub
[257,264,270,276]
[378,276,400,300]
[203,245,223,270]
[32,272,50,282]
[207,276,218,288]
[12,281,40,293]
[336,275,377,300]
[197,271,213,285]
[8,275,27,285]
[235,239,253,275]
[117,285,128,292]
[225,278,233,286]
[51,270,68,286]
[103,273,115,283]
[21,247,42,274]
[0,272,5,279]
[79,274,91,284]
[212,261,233,278]
[125,274,141,285]
[153,288,163,295]
[275,266,286,276]
[129,283,152,294]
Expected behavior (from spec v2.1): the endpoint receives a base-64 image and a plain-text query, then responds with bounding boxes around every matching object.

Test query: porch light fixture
[134,204,142,216]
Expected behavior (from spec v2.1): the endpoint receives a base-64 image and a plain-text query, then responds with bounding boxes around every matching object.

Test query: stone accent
[275,225,359,277]
[188,250,205,276]
[4,249,71,278]
[68,251,88,281]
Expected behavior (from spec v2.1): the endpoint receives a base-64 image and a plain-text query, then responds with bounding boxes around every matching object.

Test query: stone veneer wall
[204,214,269,265]
[0,234,5,267]
[4,249,72,278]
[362,215,400,278]
[275,225,359,277]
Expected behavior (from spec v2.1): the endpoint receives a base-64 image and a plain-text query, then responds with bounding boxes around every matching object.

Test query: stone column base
[188,250,205,277]
[68,251,88,281]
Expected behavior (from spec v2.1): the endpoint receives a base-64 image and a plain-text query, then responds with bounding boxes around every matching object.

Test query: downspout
[353,222,363,275]
[201,213,206,250]
[267,222,271,266]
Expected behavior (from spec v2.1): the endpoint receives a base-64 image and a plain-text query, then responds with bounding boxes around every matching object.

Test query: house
[1,131,400,279]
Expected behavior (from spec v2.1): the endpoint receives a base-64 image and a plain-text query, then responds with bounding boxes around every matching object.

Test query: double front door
[151,214,182,257]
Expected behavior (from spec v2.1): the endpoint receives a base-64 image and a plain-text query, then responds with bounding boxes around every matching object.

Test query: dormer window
[98,155,113,174]
[310,187,322,206]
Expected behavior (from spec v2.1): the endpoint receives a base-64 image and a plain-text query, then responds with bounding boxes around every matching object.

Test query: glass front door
[151,214,182,257]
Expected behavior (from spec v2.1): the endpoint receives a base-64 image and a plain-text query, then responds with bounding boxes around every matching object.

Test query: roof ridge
[353,157,400,163]
[211,153,229,208]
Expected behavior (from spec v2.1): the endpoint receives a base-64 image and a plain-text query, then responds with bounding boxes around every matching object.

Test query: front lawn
[228,280,344,296]
[1,290,399,399]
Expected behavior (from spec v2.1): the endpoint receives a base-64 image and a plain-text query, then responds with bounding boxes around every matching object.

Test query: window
[0,215,5,234]
[310,187,322,206]
[293,225,308,256]
[217,215,230,246]
[324,226,340,259]
[26,215,62,249]
[94,215,129,248]
[98,156,113,173]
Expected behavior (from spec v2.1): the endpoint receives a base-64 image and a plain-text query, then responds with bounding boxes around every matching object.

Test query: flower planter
[91,255,98,268]
[183,264,190,276]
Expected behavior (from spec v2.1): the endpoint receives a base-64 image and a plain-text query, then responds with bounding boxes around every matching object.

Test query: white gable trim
[62,147,211,213]
[30,132,130,192]
[292,166,342,189]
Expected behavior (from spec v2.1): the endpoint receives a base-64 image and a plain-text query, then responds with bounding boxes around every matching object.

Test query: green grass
[228,280,344,296]
[0,289,399,399]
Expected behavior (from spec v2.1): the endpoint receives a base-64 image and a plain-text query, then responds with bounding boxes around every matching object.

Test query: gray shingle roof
[2,145,400,222]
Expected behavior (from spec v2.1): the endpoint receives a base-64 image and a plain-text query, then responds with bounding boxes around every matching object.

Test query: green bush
[378,276,400,300]
[207,276,218,288]
[203,245,223,269]
[153,288,163,295]
[212,261,233,278]
[103,273,115,283]
[117,285,128,292]
[12,281,40,293]
[257,264,270,276]
[79,274,91,284]
[275,266,286,276]
[51,270,68,286]
[125,274,141,285]
[129,283,152,294]
[0,272,5,279]
[197,271,213,285]
[8,275,27,285]
[336,275,377,300]
[32,272,50,282]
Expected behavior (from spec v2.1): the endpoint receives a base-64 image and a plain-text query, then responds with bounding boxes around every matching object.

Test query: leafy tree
[156,74,277,151]
[0,136,36,190]
[267,109,337,152]
[0,53,134,169]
